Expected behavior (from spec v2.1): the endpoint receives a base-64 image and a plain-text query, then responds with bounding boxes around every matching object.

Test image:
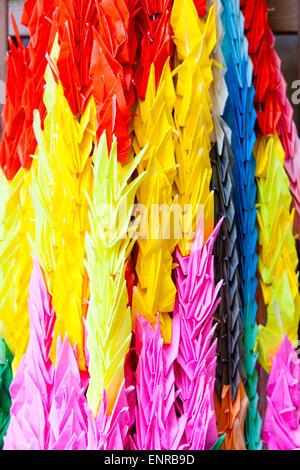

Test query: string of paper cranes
[0,0,300,451]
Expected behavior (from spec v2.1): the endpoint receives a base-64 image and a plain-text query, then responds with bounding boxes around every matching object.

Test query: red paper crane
[90,28,132,162]
[1,0,141,174]
[134,0,174,99]
[241,0,281,135]
[193,0,206,17]
[0,2,57,180]
[90,0,139,162]
[54,0,98,115]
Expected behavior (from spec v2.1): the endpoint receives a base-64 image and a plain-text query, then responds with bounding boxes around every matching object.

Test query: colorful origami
[134,0,173,100]
[254,134,300,373]
[240,0,300,447]
[171,0,216,252]
[131,314,187,450]
[0,0,300,452]
[0,0,57,179]
[30,59,96,372]
[131,62,177,344]
[173,219,222,449]
[0,339,13,449]
[210,132,246,403]
[220,0,261,450]
[85,132,146,416]
[0,165,34,372]
[241,0,300,262]
[263,335,300,450]
[209,0,247,412]
[4,258,131,450]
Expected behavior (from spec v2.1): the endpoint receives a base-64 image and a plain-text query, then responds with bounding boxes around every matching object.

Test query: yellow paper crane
[131,62,178,344]
[29,56,96,371]
[85,132,147,417]
[254,134,300,372]
[171,0,217,63]
[171,0,217,254]
[0,166,34,372]
[131,0,218,342]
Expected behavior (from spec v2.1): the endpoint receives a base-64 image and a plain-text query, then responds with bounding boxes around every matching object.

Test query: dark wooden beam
[268,0,298,34]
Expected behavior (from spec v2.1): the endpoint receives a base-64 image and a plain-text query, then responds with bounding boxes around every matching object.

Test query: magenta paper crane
[4,258,56,449]
[4,258,131,450]
[263,335,300,450]
[131,314,188,450]
[131,219,223,450]
[173,218,223,449]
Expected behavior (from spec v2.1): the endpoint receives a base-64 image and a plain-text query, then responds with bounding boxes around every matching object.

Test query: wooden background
[0,0,300,129]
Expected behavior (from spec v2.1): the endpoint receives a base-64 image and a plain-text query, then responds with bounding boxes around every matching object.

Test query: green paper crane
[211,435,226,450]
[0,338,13,449]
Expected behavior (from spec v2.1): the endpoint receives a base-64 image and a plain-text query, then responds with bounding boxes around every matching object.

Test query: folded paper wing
[132,62,178,343]
[254,135,300,373]
[5,258,131,450]
[134,0,174,99]
[171,0,217,254]
[131,314,188,450]
[263,336,300,450]
[241,0,300,239]
[0,339,13,449]
[174,219,222,449]
[0,1,57,179]
[220,0,260,450]
[29,64,96,372]
[85,132,146,417]
[0,167,34,372]
[210,133,246,403]
[4,258,56,450]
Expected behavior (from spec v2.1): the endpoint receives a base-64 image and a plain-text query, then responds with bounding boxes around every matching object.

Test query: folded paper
[85,132,146,416]
[254,134,300,373]
[174,219,222,449]
[263,336,300,450]
[221,0,261,450]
